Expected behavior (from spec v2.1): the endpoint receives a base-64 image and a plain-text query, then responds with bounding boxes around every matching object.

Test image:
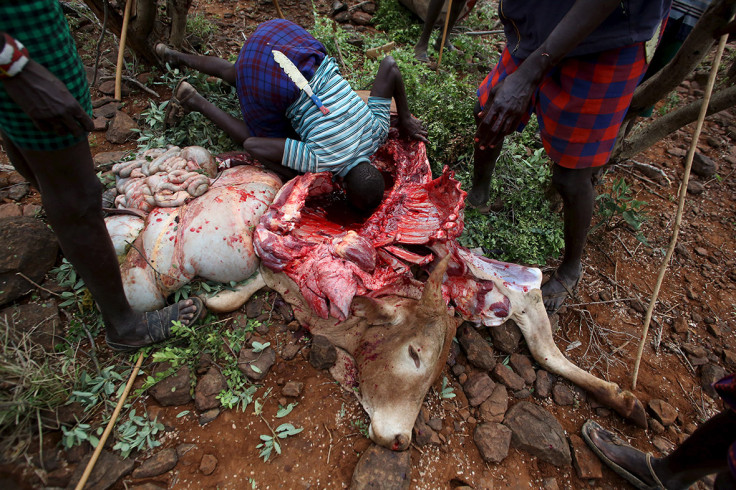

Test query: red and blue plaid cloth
[477,43,649,169]
[235,19,327,138]
[714,374,736,479]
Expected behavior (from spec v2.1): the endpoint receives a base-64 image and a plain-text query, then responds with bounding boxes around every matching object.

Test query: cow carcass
[107,134,645,451]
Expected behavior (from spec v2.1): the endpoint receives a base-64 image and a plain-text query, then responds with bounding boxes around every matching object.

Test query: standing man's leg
[2,137,200,349]
[542,165,594,312]
[156,44,236,85]
[414,0,465,62]
[469,99,503,209]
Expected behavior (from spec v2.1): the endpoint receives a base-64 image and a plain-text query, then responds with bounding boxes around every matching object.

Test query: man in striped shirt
[158,19,427,212]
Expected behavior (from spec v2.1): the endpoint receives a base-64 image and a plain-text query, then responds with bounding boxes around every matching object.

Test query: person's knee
[43,179,104,224]
[551,166,594,200]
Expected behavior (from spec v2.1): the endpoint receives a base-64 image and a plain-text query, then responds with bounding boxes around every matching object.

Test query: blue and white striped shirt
[282,56,391,177]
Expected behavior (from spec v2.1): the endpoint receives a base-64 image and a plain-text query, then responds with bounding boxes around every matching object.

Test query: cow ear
[419,254,450,311]
[351,296,398,325]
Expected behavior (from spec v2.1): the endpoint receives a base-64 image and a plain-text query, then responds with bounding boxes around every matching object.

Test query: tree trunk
[167,0,193,48]
[82,0,159,66]
[612,85,736,163]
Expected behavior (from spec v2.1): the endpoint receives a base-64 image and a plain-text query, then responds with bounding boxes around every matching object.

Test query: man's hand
[2,60,94,137]
[474,71,536,150]
[399,115,429,143]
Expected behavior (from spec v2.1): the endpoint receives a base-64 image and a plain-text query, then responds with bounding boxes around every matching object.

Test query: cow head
[350,255,457,450]
[261,255,457,451]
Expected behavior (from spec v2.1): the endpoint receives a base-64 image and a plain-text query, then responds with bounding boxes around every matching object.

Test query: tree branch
[612,84,736,163]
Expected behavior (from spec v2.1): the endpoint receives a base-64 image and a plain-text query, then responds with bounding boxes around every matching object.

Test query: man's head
[344,162,385,212]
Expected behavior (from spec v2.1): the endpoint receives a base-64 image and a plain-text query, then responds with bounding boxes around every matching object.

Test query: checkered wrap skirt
[235,19,327,138]
[477,43,649,169]
[0,0,92,151]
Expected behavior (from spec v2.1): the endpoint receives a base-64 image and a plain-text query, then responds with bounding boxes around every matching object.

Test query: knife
[272,50,330,115]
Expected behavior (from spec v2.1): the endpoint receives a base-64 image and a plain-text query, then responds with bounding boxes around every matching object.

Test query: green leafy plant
[457,121,565,265]
[257,423,304,462]
[439,376,456,399]
[112,409,165,458]
[594,176,649,244]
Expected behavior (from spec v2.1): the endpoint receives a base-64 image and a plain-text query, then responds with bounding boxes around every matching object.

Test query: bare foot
[541,267,580,313]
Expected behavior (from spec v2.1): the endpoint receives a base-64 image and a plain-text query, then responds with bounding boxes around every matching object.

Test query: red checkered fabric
[478,43,649,169]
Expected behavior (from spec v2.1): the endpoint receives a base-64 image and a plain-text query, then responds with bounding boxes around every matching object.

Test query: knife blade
[272,50,329,115]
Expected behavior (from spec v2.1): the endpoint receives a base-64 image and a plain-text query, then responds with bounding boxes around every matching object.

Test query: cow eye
[408,345,421,369]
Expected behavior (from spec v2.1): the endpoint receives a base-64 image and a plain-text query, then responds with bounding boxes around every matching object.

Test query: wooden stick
[273,0,284,19]
[436,0,454,69]
[114,0,133,101]
[74,351,145,490]
[631,33,729,390]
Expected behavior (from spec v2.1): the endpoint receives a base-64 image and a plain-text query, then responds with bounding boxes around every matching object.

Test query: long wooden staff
[114,0,133,101]
[273,0,284,19]
[437,0,454,69]
[631,32,729,390]
[74,352,145,490]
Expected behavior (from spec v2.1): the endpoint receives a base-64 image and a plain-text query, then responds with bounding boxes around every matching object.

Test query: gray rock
[282,381,303,397]
[504,401,571,466]
[67,450,134,490]
[1,302,62,352]
[334,11,350,23]
[131,448,178,478]
[412,409,434,446]
[552,383,575,406]
[463,372,495,407]
[8,183,29,201]
[490,320,522,354]
[148,365,192,407]
[94,102,121,119]
[199,453,218,475]
[351,443,411,490]
[331,1,347,16]
[351,11,372,25]
[474,422,512,463]
[238,345,276,381]
[691,152,717,178]
[105,111,138,144]
[0,203,22,218]
[492,364,525,391]
[0,217,58,306]
[309,335,337,370]
[701,363,727,398]
[93,150,131,167]
[534,370,554,398]
[281,342,302,361]
[569,434,602,479]
[199,407,220,425]
[195,367,226,411]
[510,353,536,384]
[457,322,496,370]
[687,180,705,195]
[479,384,508,423]
[245,295,265,318]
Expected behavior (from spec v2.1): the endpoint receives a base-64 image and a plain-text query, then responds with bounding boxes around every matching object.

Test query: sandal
[542,269,581,315]
[581,420,665,490]
[106,297,205,352]
[163,78,192,129]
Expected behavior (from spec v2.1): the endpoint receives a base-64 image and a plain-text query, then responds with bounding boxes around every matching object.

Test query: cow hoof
[623,392,647,428]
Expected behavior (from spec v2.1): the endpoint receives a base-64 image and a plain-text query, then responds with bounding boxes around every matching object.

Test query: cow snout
[391,433,411,451]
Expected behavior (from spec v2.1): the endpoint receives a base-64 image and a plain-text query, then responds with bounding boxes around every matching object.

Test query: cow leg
[202,270,266,313]
[509,288,647,427]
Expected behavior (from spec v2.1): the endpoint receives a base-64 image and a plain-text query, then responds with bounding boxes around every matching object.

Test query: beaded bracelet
[0,33,30,79]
